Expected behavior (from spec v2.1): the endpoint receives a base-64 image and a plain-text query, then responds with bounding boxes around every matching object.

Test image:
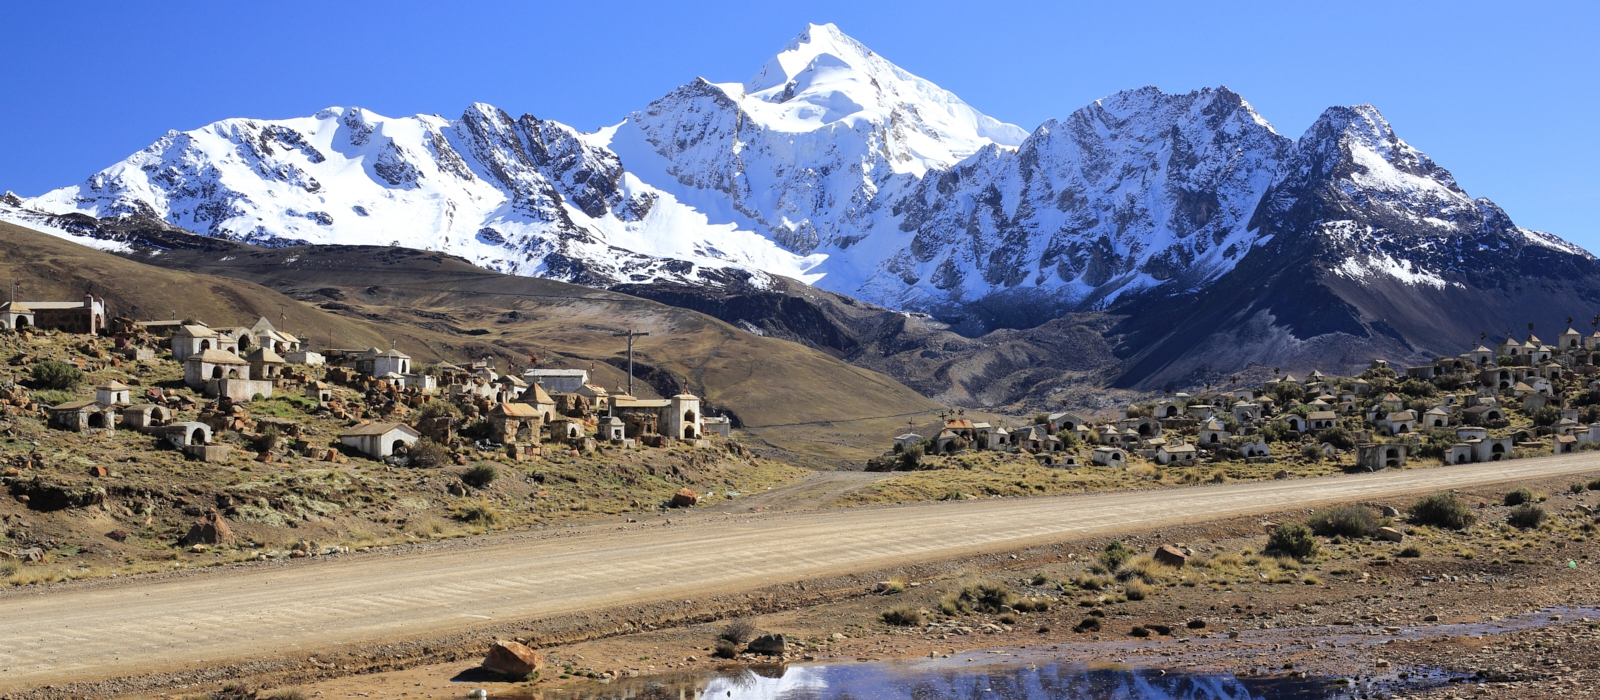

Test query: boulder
[1379,505,1401,517]
[1375,526,1405,542]
[1273,470,1289,480]
[1153,545,1188,568]
[1186,619,1207,629]
[669,488,699,508]
[180,509,236,547]
[746,633,788,655]
[481,640,544,678]
[18,547,43,563]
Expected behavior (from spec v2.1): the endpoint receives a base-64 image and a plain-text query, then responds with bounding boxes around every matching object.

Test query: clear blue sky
[2,1,1595,248]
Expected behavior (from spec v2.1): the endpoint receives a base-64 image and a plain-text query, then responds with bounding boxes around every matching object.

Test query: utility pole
[612,329,650,396]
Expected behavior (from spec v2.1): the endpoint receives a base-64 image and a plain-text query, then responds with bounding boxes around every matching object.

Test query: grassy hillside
[1,224,939,463]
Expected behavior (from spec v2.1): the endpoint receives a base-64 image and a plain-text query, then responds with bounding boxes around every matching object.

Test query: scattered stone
[1187,619,1207,630]
[669,488,699,508]
[18,547,43,563]
[1379,505,1401,517]
[746,633,788,655]
[481,640,543,678]
[105,530,129,542]
[1375,526,1405,542]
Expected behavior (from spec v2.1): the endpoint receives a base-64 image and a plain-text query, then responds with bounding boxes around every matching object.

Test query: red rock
[669,488,698,508]
[88,465,108,477]
[1154,544,1188,568]
[106,530,130,542]
[180,509,235,546]
[482,640,543,678]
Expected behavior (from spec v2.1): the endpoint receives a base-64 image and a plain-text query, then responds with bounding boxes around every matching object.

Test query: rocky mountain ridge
[9,23,1598,405]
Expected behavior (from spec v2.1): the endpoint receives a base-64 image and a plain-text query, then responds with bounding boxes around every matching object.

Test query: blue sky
[2,1,1595,248]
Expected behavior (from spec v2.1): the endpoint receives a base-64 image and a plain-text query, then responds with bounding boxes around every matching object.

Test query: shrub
[1396,379,1437,398]
[899,443,924,470]
[1590,477,1600,491]
[416,400,461,422]
[880,606,924,626]
[1308,505,1383,538]
[462,462,498,488]
[1408,492,1477,530]
[1507,504,1547,529]
[939,582,1016,615]
[1398,545,1422,558]
[1124,579,1150,601]
[1572,483,1588,495]
[1531,407,1560,427]
[1300,444,1324,463]
[1316,426,1356,451]
[1073,616,1102,633]
[718,619,756,645]
[1013,597,1050,613]
[251,427,281,454]
[30,360,83,391]
[407,439,453,469]
[713,639,739,658]
[1503,487,1535,506]
[1268,523,1319,560]
[1030,572,1050,586]
[1099,541,1136,571]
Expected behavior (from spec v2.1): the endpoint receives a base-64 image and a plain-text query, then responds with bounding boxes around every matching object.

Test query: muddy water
[468,606,1600,700]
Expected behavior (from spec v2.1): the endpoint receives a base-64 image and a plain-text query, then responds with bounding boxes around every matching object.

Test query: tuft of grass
[263,690,307,700]
[939,581,1016,615]
[879,576,907,594]
[1572,483,1588,495]
[1030,572,1050,586]
[1124,579,1151,601]
[1503,487,1535,507]
[713,639,739,658]
[1588,477,1600,491]
[881,605,925,627]
[1408,492,1477,530]
[1398,545,1423,558]
[449,500,501,526]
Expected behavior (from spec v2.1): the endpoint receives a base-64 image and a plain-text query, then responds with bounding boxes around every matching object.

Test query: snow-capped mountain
[15,22,1599,392]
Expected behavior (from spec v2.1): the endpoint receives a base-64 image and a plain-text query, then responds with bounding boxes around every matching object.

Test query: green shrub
[416,400,462,422]
[1408,492,1477,530]
[1308,505,1383,538]
[1590,477,1600,491]
[30,360,82,391]
[407,439,453,469]
[1507,504,1547,529]
[1503,487,1535,506]
[1268,522,1319,560]
[1316,426,1356,451]
[1300,444,1324,463]
[1572,483,1588,495]
[881,606,924,626]
[899,443,924,470]
[1099,541,1136,571]
[251,427,281,454]
[462,462,498,487]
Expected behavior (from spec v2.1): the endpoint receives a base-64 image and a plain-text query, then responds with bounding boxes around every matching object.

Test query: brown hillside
[0,224,939,447]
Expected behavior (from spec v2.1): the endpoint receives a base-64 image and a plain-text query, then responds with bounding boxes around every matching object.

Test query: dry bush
[880,606,924,626]
[1124,579,1151,601]
[407,439,453,469]
[718,619,757,645]
[939,581,1015,615]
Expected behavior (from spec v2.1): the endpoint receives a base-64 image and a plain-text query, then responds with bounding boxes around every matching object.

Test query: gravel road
[3,453,1596,691]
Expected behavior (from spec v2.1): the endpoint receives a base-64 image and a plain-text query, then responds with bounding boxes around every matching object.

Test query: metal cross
[613,329,650,396]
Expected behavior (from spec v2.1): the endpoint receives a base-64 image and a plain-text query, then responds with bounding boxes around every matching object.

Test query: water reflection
[534,661,1344,700]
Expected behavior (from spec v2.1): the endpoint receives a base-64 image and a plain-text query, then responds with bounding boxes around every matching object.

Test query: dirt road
[4,454,1598,691]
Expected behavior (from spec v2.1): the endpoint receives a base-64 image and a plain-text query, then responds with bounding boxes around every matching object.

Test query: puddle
[462,606,1600,700]
[530,662,1344,699]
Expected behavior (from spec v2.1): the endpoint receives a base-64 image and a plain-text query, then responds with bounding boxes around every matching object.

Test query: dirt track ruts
[3,453,1597,691]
